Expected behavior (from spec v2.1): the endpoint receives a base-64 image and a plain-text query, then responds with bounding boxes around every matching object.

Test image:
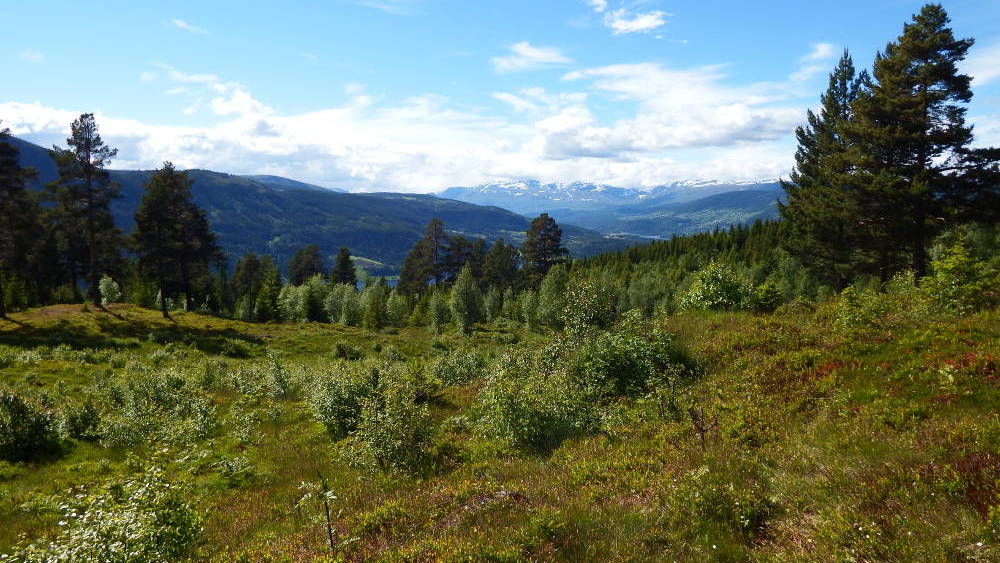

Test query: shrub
[0,390,62,461]
[311,362,382,440]
[922,238,998,315]
[431,348,487,386]
[748,280,783,312]
[3,468,202,562]
[351,379,432,473]
[61,398,101,441]
[829,272,931,331]
[560,279,617,335]
[332,342,363,361]
[680,261,751,311]
[99,275,121,306]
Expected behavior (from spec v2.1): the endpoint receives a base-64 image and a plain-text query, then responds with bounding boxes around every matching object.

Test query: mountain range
[438,180,784,237]
[10,137,634,275]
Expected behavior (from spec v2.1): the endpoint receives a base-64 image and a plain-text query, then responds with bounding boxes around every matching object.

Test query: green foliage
[922,237,998,314]
[560,279,617,335]
[428,290,450,335]
[350,377,432,473]
[537,264,568,330]
[98,275,121,306]
[3,468,202,562]
[749,280,783,312]
[828,272,930,331]
[680,261,751,311]
[431,348,487,386]
[449,263,482,334]
[0,390,62,462]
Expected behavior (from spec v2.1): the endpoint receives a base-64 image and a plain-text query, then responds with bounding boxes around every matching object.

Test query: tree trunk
[180,260,192,311]
[0,267,7,318]
[86,171,100,307]
[159,281,170,319]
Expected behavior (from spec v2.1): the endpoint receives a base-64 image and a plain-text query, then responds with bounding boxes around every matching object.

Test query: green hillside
[11,137,631,273]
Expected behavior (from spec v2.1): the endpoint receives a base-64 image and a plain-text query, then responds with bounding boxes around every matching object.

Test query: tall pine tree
[521,213,567,288]
[331,247,357,287]
[844,4,995,280]
[47,114,122,306]
[779,52,866,290]
[132,163,221,318]
[0,127,41,317]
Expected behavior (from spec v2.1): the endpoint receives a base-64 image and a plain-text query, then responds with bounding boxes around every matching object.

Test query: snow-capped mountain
[437,179,784,239]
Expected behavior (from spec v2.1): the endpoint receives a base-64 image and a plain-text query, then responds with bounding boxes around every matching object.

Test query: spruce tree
[331,247,357,287]
[47,114,122,306]
[521,213,567,288]
[537,263,569,330]
[844,4,996,279]
[482,238,520,291]
[288,245,325,286]
[398,218,449,294]
[0,127,41,317]
[779,52,866,290]
[132,162,221,318]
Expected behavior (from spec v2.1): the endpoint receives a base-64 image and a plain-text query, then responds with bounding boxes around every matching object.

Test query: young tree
[779,52,867,290]
[0,126,41,317]
[449,263,482,334]
[47,114,122,306]
[132,162,221,318]
[521,213,567,288]
[427,289,450,334]
[844,4,998,280]
[361,280,388,330]
[331,247,357,287]
[537,263,569,330]
[483,286,502,325]
[288,244,325,286]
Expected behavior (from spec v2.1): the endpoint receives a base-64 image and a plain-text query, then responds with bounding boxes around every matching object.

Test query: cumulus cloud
[171,19,208,34]
[963,41,1000,86]
[603,9,669,35]
[587,0,608,13]
[491,42,573,73]
[2,45,888,192]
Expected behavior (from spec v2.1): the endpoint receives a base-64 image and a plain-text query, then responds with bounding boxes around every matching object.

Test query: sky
[2,0,999,192]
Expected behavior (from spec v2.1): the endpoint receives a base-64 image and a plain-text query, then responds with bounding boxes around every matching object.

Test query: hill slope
[10,137,632,273]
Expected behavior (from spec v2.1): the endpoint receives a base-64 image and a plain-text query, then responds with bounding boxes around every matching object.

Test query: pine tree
[288,245,325,286]
[482,238,520,291]
[362,281,388,330]
[132,162,221,318]
[0,126,41,317]
[779,52,866,290]
[385,290,409,326]
[47,114,122,306]
[449,263,482,334]
[398,219,450,294]
[521,213,567,288]
[483,286,501,325]
[331,247,357,287]
[428,289,450,334]
[844,4,996,280]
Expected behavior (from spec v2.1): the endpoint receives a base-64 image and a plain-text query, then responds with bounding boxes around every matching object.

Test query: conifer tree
[132,162,221,318]
[537,263,569,330]
[483,286,501,325]
[362,280,388,330]
[398,219,449,294]
[331,247,357,287]
[449,263,482,334]
[288,245,325,286]
[482,238,520,291]
[521,213,567,288]
[844,4,997,279]
[0,126,41,317]
[47,114,122,306]
[428,289,450,334]
[779,52,866,290]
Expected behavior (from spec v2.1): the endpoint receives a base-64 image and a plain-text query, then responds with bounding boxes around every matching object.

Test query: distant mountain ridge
[438,179,784,238]
[10,137,634,275]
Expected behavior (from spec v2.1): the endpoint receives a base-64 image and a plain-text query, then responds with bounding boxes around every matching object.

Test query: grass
[1,303,997,561]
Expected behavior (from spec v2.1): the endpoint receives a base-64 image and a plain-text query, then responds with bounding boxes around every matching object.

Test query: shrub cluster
[0,389,62,462]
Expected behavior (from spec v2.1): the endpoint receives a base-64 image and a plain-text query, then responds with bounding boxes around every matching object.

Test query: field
[1,301,998,561]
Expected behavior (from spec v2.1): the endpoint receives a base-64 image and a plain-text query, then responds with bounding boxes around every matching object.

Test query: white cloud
[587,0,608,13]
[603,9,668,35]
[301,52,320,62]
[355,0,424,14]
[6,44,940,192]
[963,41,1000,86]
[171,19,207,34]
[491,42,572,74]
[801,43,836,62]
[18,49,43,62]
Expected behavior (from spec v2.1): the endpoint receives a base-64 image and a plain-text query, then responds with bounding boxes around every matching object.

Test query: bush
[332,342,363,361]
[311,362,382,440]
[99,275,121,306]
[829,272,931,331]
[431,348,487,386]
[680,261,751,311]
[0,390,62,461]
[351,379,432,473]
[3,468,202,562]
[61,399,101,441]
[560,279,617,335]
[922,238,998,315]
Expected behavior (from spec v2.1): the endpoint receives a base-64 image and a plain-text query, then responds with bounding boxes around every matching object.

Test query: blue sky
[2,0,999,191]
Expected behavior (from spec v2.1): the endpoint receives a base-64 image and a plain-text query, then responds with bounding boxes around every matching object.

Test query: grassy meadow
[0,296,997,561]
